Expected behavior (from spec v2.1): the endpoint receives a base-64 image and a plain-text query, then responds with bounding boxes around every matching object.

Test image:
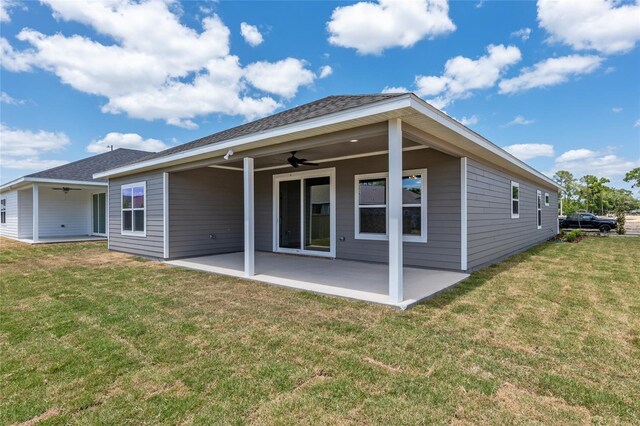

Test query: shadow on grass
[415,241,556,310]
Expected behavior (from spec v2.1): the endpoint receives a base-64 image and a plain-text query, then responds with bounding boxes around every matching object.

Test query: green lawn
[1,236,639,425]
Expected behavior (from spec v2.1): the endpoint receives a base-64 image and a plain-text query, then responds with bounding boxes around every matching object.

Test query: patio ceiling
[220,130,425,171]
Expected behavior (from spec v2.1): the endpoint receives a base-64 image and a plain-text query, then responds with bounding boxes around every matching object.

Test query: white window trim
[511,181,520,219]
[537,190,542,230]
[354,169,428,243]
[544,192,550,207]
[121,181,146,237]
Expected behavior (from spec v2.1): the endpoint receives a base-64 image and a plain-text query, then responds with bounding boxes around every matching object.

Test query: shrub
[565,229,583,242]
[615,207,626,235]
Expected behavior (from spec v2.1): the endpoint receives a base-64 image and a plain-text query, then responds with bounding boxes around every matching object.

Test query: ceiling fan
[52,187,81,194]
[287,151,319,168]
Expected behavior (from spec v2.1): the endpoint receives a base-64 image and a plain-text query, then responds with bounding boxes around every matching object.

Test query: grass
[1,236,639,425]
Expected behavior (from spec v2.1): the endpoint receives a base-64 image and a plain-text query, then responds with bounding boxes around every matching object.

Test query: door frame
[91,192,107,236]
[272,167,336,258]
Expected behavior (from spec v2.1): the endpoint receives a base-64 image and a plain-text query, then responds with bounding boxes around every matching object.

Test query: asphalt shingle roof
[26,148,152,182]
[137,94,405,162]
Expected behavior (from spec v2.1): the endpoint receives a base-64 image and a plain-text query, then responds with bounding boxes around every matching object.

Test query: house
[94,94,562,308]
[0,148,151,243]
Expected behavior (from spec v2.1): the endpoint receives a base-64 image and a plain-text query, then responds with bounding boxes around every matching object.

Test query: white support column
[460,157,468,271]
[388,118,403,303]
[244,157,255,277]
[163,172,169,259]
[106,183,110,249]
[32,184,39,243]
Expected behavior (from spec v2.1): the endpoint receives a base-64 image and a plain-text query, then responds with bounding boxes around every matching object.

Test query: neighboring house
[0,149,151,243]
[94,94,562,308]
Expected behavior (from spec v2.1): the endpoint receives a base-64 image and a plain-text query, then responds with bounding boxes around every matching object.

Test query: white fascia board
[0,177,26,192]
[408,96,563,191]
[93,95,414,179]
[1,177,107,192]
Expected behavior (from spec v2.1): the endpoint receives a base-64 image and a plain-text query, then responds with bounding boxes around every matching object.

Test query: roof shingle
[137,94,405,162]
[26,148,152,182]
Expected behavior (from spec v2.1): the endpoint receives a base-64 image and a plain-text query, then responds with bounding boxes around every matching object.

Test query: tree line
[552,167,640,216]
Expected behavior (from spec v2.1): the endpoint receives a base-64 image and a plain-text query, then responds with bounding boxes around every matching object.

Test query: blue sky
[1,0,639,190]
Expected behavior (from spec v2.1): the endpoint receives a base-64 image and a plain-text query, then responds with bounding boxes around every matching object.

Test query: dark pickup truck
[559,213,617,232]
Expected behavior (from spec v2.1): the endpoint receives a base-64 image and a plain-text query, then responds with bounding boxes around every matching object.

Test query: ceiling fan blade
[301,161,319,166]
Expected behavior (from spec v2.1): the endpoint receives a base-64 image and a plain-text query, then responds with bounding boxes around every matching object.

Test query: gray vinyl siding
[108,171,164,258]
[168,168,243,258]
[255,148,461,270]
[466,158,558,270]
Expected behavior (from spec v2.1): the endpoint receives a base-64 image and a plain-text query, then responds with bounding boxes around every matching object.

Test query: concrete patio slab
[166,252,469,309]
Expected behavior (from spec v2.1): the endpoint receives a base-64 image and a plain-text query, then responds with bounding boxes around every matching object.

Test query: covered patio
[166,252,469,309]
[156,116,468,308]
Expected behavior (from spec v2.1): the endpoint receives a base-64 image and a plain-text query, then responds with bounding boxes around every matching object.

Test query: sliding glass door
[92,193,106,235]
[274,169,335,257]
[278,180,301,249]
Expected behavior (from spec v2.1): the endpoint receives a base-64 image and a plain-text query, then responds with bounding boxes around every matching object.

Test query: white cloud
[0,37,34,72]
[0,91,25,105]
[552,148,638,178]
[86,132,168,154]
[503,143,554,160]
[1,0,318,127]
[511,27,531,41]
[327,0,455,55]
[0,124,70,172]
[498,55,602,94]
[382,86,409,94]
[502,115,535,127]
[1,158,69,170]
[635,119,640,127]
[612,107,622,113]
[459,115,478,126]
[538,0,640,55]
[0,123,70,157]
[0,0,18,22]
[245,58,316,99]
[240,22,263,47]
[475,0,485,9]
[415,44,521,108]
[318,65,333,79]
[556,148,597,163]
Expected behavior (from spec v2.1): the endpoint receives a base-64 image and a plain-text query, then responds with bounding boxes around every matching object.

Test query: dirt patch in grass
[1,237,639,424]
[495,382,591,424]
[12,408,62,426]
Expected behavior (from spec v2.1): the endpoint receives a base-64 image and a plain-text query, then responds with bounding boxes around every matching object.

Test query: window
[121,182,146,236]
[511,182,520,218]
[537,190,542,229]
[355,169,427,242]
[1,198,6,224]
[545,192,550,206]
